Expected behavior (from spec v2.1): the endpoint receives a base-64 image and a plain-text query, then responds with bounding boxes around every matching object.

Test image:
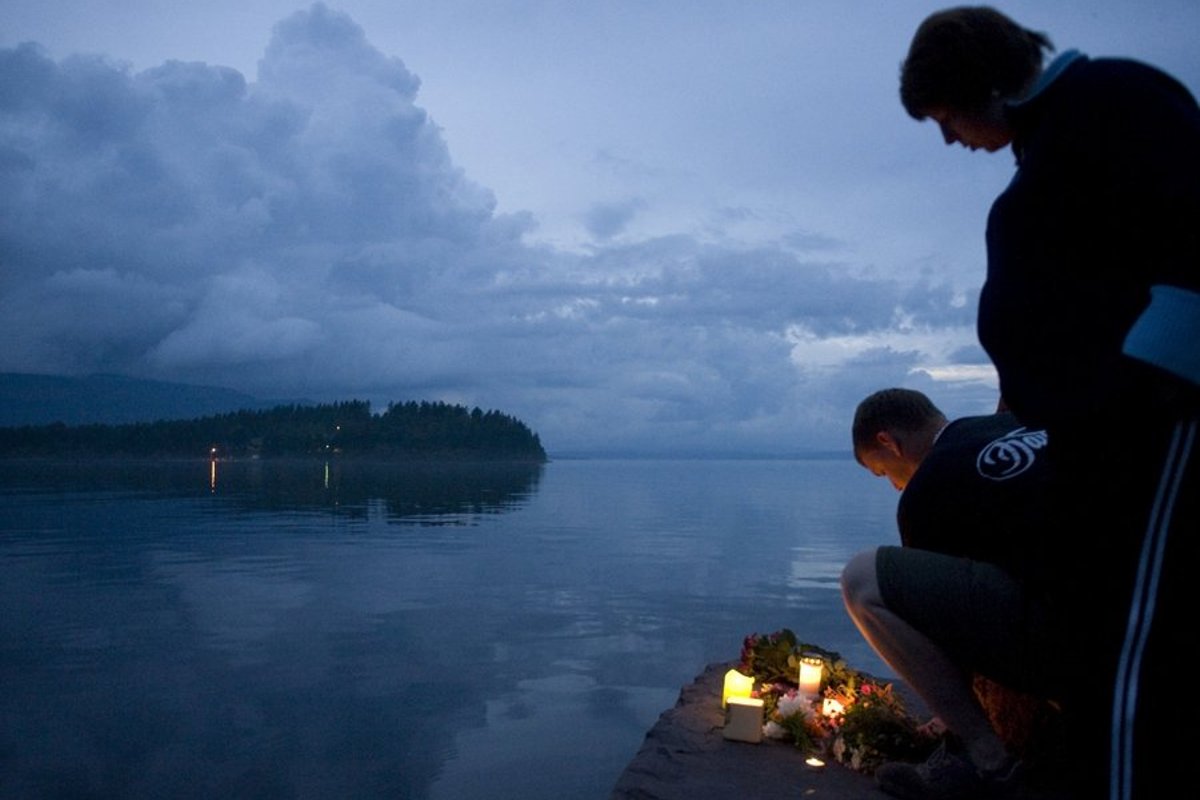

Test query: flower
[776,691,812,721]
[763,721,789,740]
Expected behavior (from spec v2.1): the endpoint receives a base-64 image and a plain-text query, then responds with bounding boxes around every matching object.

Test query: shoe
[875,741,1023,800]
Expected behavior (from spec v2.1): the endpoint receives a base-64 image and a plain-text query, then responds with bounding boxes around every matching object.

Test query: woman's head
[900,6,1053,120]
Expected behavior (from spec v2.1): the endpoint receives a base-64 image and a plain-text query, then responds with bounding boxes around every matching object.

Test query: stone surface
[610,662,892,800]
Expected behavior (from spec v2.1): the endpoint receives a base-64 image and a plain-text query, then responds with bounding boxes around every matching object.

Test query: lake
[0,457,901,799]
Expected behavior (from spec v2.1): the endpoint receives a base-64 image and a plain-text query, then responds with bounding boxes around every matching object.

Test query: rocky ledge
[610,662,892,799]
[611,661,1074,800]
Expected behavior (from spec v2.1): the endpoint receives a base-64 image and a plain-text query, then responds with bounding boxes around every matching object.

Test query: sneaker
[875,741,1023,800]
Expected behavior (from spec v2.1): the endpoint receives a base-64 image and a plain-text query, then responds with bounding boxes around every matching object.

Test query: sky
[3,1,1199,456]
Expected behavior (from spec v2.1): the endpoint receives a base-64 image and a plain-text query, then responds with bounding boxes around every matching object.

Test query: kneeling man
[842,389,1063,799]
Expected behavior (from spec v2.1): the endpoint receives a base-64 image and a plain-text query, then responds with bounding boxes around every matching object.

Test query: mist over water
[0,457,898,799]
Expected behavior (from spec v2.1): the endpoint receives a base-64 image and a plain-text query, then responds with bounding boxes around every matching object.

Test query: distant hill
[0,373,293,427]
[0,399,548,462]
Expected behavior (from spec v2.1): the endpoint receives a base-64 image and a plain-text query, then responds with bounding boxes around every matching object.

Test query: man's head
[852,389,948,491]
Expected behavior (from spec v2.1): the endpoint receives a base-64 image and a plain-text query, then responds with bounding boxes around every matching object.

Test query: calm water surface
[0,458,900,800]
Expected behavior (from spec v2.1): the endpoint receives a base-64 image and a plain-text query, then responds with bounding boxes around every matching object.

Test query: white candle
[722,696,764,743]
[798,656,823,698]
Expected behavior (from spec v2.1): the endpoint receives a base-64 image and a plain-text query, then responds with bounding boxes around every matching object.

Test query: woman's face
[925,101,1013,152]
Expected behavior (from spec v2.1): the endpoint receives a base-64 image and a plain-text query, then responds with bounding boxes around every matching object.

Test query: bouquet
[738,629,941,773]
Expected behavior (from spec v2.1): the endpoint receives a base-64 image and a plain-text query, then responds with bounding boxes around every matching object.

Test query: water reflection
[316,460,544,522]
[2,458,545,523]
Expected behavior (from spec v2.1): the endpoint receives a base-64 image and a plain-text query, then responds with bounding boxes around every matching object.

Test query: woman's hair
[899,6,1054,119]
[851,388,945,455]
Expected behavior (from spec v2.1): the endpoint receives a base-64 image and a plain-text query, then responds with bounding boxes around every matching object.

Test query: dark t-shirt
[898,413,1052,579]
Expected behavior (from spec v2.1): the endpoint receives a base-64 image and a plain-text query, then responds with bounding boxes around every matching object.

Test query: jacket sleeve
[1123,285,1200,387]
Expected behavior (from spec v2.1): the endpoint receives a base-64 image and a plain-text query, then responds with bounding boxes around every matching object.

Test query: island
[0,400,548,462]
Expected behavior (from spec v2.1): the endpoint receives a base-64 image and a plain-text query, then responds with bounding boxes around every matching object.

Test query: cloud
[149,269,324,366]
[583,198,645,241]
[0,3,993,455]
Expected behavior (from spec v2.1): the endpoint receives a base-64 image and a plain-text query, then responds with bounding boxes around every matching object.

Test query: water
[0,457,901,800]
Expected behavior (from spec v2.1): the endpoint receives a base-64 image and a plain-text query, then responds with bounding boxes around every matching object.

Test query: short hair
[852,388,945,455]
[899,6,1054,119]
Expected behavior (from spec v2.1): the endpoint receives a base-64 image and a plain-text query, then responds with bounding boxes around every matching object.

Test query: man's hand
[916,717,947,737]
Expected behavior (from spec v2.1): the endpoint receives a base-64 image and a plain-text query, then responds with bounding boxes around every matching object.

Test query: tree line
[0,400,548,462]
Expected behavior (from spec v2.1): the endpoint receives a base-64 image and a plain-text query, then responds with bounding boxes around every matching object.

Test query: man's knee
[841,548,881,611]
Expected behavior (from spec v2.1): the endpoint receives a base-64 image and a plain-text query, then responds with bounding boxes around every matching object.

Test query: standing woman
[899,6,1199,799]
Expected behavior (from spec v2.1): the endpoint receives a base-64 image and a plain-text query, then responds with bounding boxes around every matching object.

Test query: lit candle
[722,669,754,708]
[798,656,823,698]
[722,696,764,743]
[805,756,826,770]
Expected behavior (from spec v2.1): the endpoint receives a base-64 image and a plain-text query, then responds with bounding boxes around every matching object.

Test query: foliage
[739,628,803,685]
[738,629,941,774]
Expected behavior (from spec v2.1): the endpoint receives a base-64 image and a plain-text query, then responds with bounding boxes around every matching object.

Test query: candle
[722,696,764,743]
[798,656,823,698]
[722,669,754,708]
[805,756,826,770]
[822,697,845,718]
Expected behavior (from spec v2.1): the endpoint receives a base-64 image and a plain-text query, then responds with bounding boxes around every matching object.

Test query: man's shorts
[875,545,1071,697]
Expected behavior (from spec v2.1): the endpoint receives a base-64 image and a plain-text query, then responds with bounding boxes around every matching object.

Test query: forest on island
[0,400,548,462]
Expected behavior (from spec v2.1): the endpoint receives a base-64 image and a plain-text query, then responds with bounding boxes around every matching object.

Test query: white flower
[762,721,789,740]
[776,692,812,721]
[831,736,846,762]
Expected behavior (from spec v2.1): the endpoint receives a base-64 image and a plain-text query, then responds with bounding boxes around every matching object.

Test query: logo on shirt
[976,427,1048,481]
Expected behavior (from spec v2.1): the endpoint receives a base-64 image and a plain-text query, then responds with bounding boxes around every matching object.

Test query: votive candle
[722,669,754,708]
[723,696,764,743]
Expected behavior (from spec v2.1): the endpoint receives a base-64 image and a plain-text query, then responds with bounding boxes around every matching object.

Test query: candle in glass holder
[722,669,754,708]
[798,656,823,698]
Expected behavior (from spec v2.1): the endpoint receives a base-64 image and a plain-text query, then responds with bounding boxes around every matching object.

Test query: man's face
[857,443,918,491]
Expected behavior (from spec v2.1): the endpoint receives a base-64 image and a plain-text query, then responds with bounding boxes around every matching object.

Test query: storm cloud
[3,3,1135,454]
